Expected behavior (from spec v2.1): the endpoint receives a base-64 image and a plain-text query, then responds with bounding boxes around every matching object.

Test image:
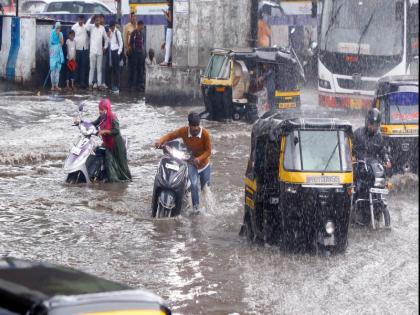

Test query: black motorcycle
[353,158,391,229]
[151,140,191,218]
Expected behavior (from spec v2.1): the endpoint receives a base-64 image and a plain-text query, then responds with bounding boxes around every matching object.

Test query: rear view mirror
[310,41,318,50]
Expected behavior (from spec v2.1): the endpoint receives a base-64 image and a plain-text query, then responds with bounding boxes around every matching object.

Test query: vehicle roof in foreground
[0,257,167,313]
[252,109,353,139]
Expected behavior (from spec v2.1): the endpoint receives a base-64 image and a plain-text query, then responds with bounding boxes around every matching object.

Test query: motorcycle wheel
[383,207,391,228]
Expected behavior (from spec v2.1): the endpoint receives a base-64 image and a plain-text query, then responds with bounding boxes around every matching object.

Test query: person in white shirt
[106,21,123,93]
[71,15,89,89]
[65,30,77,90]
[86,15,108,89]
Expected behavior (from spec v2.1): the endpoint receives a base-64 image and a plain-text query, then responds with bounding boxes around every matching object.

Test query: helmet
[365,108,381,129]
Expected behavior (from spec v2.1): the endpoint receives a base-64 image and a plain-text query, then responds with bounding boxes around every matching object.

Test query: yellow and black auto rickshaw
[240,111,354,253]
[200,47,304,123]
[373,75,419,173]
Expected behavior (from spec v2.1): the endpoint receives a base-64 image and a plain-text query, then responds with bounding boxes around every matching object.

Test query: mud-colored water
[0,87,418,314]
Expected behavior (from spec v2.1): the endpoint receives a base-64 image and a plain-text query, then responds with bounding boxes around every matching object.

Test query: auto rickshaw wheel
[243,212,254,241]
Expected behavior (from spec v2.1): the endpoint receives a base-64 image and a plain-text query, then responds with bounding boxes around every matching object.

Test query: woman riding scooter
[91,99,131,182]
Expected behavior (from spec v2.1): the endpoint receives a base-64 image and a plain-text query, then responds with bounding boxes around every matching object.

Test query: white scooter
[63,103,105,184]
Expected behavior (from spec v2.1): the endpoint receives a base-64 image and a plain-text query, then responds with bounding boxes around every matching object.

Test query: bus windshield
[388,92,419,124]
[320,0,404,56]
[284,130,352,172]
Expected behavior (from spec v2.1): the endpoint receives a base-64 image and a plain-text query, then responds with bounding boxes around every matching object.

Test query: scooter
[353,158,391,229]
[63,103,106,184]
[151,140,191,218]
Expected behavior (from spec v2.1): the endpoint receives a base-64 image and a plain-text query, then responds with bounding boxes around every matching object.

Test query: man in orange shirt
[155,112,212,211]
[258,11,272,48]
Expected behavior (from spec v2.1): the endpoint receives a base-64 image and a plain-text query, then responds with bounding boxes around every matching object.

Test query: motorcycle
[353,158,391,229]
[151,140,191,218]
[63,103,106,184]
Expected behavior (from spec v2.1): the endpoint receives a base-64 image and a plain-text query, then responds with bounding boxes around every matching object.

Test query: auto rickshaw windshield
[284,130,352,172]
[204,54,231,79]
[384,92,419,124]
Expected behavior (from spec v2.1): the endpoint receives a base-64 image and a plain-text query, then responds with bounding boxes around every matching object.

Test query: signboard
[175,0,188,14]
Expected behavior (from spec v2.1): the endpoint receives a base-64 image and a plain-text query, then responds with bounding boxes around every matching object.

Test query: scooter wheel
[232,112,241,121]
[383,207,391,228]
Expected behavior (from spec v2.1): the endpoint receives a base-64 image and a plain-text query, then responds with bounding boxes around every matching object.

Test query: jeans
[188,164,211,208]
[89,54,103,86]
[75,49,88,87]
[164,28,173,63]
[109,50,120,89]
[50,67,60,87]
[129,50,145,88]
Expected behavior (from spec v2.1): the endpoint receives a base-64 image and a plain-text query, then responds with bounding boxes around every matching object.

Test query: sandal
[159,62,169,66]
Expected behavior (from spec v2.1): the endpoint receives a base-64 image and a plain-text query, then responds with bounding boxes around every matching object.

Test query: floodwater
[0,85,418,314]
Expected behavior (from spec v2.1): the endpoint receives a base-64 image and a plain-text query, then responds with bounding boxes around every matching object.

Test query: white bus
[318,0,418,109]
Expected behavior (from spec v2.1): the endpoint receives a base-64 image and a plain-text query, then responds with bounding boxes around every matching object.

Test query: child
[145,48,157,66]
[66,30,77,90]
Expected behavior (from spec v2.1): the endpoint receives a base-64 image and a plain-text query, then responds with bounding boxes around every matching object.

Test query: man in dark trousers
[107,21,123,93]
[129,20,145,91]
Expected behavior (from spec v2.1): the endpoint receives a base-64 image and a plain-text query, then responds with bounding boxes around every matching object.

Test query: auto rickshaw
[240,111,353,253]
[373,75,419,174]
[0,257,172,315]
[200,47,304,123]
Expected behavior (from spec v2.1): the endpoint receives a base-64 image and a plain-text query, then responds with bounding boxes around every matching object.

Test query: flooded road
[0,85,418,314]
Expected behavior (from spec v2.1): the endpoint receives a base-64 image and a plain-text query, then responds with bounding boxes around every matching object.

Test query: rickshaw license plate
[370,188,389,195]
[278,102,296,109]
[307,176,340,184]
[71,147,81,155]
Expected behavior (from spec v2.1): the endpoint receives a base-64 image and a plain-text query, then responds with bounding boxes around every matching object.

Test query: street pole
[250,0,258,48]
[16,0,19,16]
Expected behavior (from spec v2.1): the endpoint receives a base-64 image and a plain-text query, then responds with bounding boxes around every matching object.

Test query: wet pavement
[0,84,418,314]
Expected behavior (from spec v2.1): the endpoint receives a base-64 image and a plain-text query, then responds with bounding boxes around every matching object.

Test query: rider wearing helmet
[353,108,391,169]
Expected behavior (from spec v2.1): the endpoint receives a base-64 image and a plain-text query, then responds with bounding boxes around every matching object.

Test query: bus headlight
[319,79,331,89]
[325,221,335,235]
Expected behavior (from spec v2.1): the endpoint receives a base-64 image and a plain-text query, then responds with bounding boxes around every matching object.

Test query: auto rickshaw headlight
[374,178,386,188]
[325,221,335,235]
[285,184,298,194]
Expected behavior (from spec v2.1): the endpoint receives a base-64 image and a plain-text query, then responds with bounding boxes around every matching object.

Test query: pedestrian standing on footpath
[65,30,77,90]
[129,20,145,91]
[123,11,137,81]
[160,0,173,66]
[107,21,123,93]
[86,15,108,90]
[72,15,89,89]
[99,14,110,89]
[49,22,64,91]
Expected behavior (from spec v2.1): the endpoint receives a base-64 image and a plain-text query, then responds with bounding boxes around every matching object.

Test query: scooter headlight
[374,178,386,188]
[325,221,335,235]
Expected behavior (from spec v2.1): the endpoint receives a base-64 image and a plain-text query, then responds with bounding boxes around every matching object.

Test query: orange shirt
[159,126,212,170]
[258,19,272,47]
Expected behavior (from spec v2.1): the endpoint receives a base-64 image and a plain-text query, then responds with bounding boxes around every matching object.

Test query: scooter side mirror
[290,27,296,35]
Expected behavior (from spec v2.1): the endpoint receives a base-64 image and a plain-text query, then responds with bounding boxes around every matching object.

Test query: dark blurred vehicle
[0,257,171,315]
